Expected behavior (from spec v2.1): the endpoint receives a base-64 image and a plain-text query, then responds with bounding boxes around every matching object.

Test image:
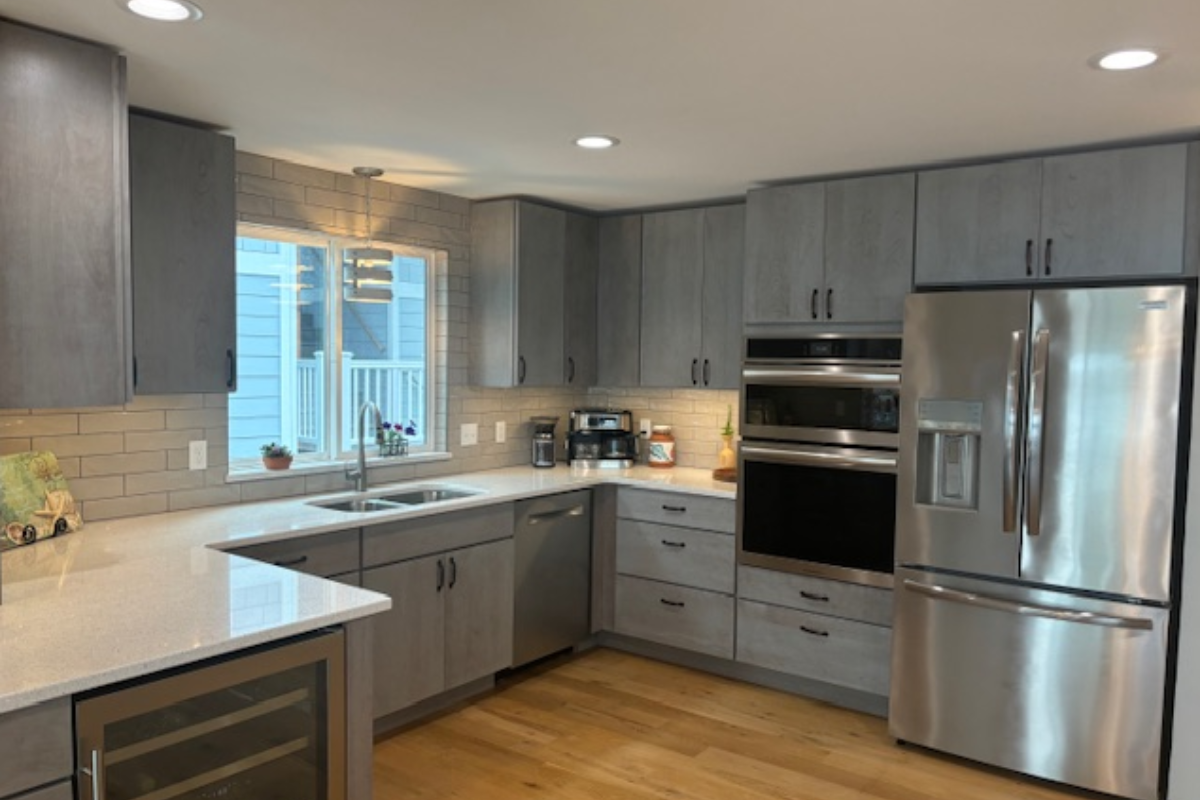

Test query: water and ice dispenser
[914,399,983,510]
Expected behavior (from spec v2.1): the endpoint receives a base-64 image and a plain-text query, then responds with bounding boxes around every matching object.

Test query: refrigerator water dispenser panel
[915,399,983,510]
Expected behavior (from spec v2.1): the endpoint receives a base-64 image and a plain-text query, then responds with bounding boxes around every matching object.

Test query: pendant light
[344,167,394,303]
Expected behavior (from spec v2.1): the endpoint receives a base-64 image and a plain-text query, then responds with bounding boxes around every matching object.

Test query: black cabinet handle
[662,504,686,513]
[660,598,685,608]
[660,539,686,549]
[690,358,699,386]
[826,288,833,320]
[436,559,445,592]
[133,356,139,388]
[800,625,830,637]
[567,356,575,383]
[449,556,458,588]
[703,359,711,386]
[518,356,526,384]
[1044,238,1053,276]
[272,555,308,568]
[226,349,236,389]
[1025,239,1034,276]
[800,590,830,602]
[810,288,819,320]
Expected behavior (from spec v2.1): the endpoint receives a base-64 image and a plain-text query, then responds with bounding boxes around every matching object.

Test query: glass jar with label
[648,425,676,468]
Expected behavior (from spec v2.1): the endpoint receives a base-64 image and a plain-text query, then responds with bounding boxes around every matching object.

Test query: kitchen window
[229,225,438,469]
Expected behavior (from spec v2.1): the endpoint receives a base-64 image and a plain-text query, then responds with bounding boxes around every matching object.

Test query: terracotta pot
[262,455,293,471]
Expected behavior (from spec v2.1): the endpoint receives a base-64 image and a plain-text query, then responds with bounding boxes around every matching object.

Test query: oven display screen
[740,459,896,574]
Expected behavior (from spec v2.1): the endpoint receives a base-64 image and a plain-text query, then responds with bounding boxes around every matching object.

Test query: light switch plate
[460,423,479,446]
[188,440,207,471]
[495,420,506,443]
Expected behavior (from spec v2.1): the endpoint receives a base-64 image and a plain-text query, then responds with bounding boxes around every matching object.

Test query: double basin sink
[311,486,480,514]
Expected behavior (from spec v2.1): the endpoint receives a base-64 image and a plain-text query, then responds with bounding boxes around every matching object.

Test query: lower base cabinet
[363,538,514,718]
[0,698,71,800]
[613,574,735,659]
[12,783,72,800]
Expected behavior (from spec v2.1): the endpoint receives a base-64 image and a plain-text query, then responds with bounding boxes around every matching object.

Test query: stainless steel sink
[377,488,478,505]
[315,498,404,513]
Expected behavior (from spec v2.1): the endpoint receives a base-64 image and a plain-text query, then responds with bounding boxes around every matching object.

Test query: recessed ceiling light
[1093,48,1160,71]
[119,0,204,22]
[575,135,620,150]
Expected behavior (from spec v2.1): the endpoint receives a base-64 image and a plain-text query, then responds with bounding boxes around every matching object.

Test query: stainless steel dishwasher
[513,490,592,667]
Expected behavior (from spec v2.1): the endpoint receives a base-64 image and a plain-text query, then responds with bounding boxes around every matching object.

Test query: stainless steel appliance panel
[896,290,1031,580]
[890,567,1168,800]
[1021,286,1185,602]
[513,491,592,666]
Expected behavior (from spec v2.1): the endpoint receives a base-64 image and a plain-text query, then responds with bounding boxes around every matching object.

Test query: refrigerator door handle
[902,580,1153,630]
[1025,328,1051,537]
[1002,329,1026,533]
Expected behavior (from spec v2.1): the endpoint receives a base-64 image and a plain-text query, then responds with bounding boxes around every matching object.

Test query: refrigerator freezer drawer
[889,568,1169,800]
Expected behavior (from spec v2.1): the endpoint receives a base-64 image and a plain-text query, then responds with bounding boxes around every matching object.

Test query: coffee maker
[567,409,638,468]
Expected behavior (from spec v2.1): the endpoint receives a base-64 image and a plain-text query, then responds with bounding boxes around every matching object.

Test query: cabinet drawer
[613,575,734,659]
[737,565,893,627]
[0,699,71,798]
[736,599,891,695]
[363,504,514,568]
[616,520,734,593]
[616,489,735,533]
[231,529,360,578]
[12,781,72,800]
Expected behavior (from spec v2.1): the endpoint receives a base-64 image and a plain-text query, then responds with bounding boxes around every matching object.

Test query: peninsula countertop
[0,464,735,713]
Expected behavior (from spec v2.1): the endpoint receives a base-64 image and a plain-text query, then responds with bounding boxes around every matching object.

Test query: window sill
[226,451,452,483]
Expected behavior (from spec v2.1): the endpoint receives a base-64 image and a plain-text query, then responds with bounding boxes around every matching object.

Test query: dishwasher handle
[525,505,586,525]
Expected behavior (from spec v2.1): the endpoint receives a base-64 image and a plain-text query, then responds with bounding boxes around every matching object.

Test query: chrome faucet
[346,401,383,492]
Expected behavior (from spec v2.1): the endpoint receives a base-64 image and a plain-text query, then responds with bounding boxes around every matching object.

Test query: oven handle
[740,367,900,387]
[741,443,898,473]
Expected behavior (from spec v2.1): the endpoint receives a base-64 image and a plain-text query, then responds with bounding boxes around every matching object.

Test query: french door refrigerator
[890,285,1191,800]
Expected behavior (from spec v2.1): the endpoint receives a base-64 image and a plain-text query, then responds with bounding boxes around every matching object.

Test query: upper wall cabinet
[744,173,915,328]
[130,113,236,394]
[596,215,643,387]
[640,204,744,390]
[915,142,1198,285]
[0,22,130,408]
[470,200,598,387]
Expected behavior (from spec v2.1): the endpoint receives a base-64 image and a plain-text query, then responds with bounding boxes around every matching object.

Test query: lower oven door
[738,441,897,587]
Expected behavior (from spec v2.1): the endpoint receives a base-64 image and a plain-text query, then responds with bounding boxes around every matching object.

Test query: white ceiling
[2,0,1199,211]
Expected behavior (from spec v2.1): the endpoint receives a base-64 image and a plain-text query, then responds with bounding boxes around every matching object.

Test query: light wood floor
[373,648,1092,800]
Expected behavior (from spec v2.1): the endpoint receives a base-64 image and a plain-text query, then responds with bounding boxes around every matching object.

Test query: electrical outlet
[188,440,207,471]
[639,418,652,437]
[495,420,507,443]
[460,423,479,446]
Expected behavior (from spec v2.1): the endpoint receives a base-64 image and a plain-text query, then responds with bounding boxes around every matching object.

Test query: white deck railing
[295,354,425,450]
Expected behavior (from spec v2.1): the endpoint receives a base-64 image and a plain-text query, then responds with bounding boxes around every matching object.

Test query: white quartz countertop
[0,464,733,713]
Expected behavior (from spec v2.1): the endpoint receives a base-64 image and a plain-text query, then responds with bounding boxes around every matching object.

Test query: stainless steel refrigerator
[890,285,1191,800]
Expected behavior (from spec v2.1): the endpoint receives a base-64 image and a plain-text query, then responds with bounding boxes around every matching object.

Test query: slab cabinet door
[130,113,236,394]
[0,22,130,408]
[640,209,704,387]
[362,554,446,717]
[1039,143,1189,280]
[700,204,745,389]
[914,159,1042,286]
[823,173,915,324]
[743,183,824,325]
[515,202,566,386]
[596,215,643,387]
[444,538,515,690]
[563,211,599,387]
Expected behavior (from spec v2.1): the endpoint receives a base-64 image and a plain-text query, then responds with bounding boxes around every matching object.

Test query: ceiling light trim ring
[119,0,204,22]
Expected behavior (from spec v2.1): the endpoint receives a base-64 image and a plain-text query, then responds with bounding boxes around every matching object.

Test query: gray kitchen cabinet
[130,113,236,394]
[744,174,913,327]
[0,21,130,408]
[0,698,71,799]
[915,142,1195,284]
[227,529,360,583]
[640,204,745,389]
[470,199,597,387]
[596,215,643,386]
[443,538,515,689]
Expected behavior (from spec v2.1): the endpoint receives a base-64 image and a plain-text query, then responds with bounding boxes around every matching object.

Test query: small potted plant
[260,442,293,470]
[380,420,417,457]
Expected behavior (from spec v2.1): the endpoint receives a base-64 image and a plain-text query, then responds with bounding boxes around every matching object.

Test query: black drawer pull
[661,539,686,549]
[660,598,685,608]
[272,555,308,568]
[800,591,830,602]
[800,625,829,637]
[662,504,686,513]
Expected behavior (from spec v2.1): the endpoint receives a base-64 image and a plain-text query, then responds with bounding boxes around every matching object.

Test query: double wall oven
[738,336,901,588]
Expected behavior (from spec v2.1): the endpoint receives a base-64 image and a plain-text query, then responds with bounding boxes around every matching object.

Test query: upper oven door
[741,364,901,447]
